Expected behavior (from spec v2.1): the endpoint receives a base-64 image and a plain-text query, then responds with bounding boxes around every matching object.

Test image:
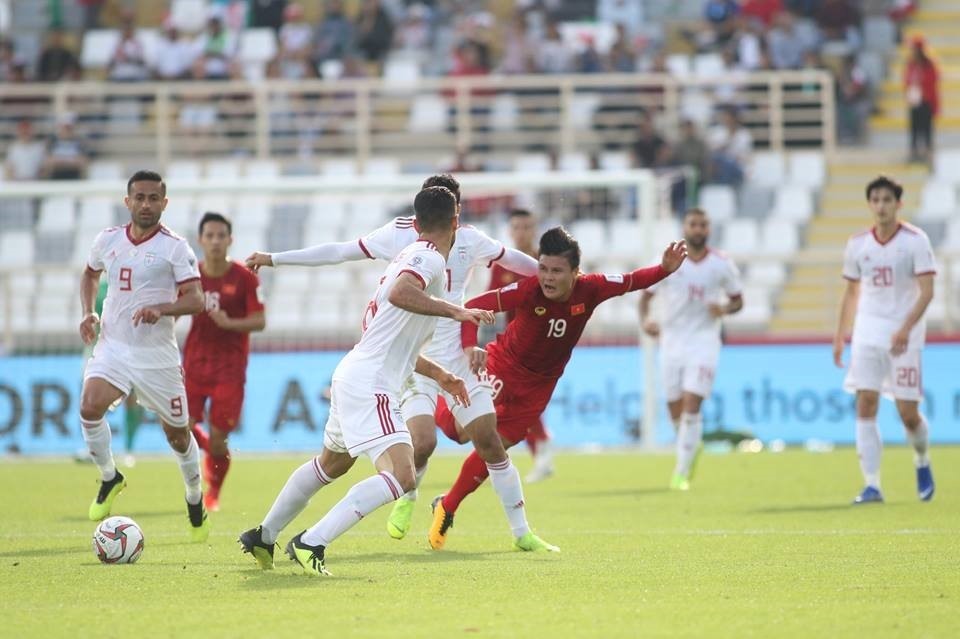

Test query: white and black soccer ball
[92,516,144,564]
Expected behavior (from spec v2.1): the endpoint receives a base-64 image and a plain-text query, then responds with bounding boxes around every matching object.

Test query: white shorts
[400,353,494,427]
[83,353,188,427]
[660,346,719,403]
[844,343,923,402]
[323,381,412,461]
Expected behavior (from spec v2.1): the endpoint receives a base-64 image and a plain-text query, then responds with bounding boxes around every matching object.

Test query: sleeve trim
[486,246,506,269]
[85,265,103,274]
[397,269,427,289]
[914,270,937,276]
[176,276,201,286]
[842,274,859,282]
[358,238,374,260]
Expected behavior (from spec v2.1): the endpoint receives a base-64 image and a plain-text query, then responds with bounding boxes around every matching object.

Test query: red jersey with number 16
[182,261,264,383]
[462,265,668,382]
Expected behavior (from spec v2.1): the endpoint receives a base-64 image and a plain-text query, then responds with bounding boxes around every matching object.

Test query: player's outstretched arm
[79,267,102,345]
[460,283,526,349]
[389,273,494,324]
[132,280,204,326]
[497,248,539,276]
[246,241,367,272]
[661,240,687,273]
[832,279,860,367]
[415,355,471,407]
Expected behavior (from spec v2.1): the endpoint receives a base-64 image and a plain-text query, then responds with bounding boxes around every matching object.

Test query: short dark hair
[198,211,232,235]
[127,170,166,196]
[865,175,903,201]
[509,208,533,219]
[422,174,461,203]
[684,207,707,219]
[413,186,457,232]
[539,226,581,269]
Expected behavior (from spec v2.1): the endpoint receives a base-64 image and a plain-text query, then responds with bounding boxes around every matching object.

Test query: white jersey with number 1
[843,223,937,350]
[333,239,446,392]
[86,223,200,369]
[359,217,505,361]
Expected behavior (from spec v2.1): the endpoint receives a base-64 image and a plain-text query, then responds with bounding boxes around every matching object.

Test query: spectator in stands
[707,107,752,185]
[250,0,288,32]
[576,36,604,74]
[79,0,106,30]
[107,11,150,82]
[269,2,315,79]
[395,4,432,52]
[606,24,637,72]
[766,11,807,70]
[497,13,535,74]
[354,0,395,73]
[739,0,783,28]
[631,110,670,169]
[4,120,46,181]
[698,0,740,52]
[315,0,353,68]
[192,15,239,80]
[815,0,861,45]
[42,113,89,180]
[36,29,80,82]
[904,35,939,163]
[836,54,870,144]
[535,18,573,74]
[597,0,644,37]
[671,118,710,180]
[0,38,21,81]
[153,21,197,80]
[734,16,765,70]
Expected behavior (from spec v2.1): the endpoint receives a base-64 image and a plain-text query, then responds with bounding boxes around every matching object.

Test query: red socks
[442,451,489,514]
[191,424,210,453]
[525,419,549,454]
[204,452,231,496]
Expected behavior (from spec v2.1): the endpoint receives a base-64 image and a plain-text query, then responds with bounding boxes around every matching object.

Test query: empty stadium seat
[698,185,736,221]
[724,285,772,329]
[693,53,725,76]
[918,182,958,221]
[0,231,35,267]
[653,218,681,249]
[363,157,401,177]
[759,219,800,255]
[569,219,607,257]
[37,197,76,233]
[738,184,775,218]
[943,219,960,251]
[170,0,208,33]
[33,296,74,332]
[383,56,422,88]
[39,270,76,296]
[490,94,519,131]
[35,231,74,264]
[0,200,34,231]
[607,219,641,261]
[514,153,551,173]
[720,219,759,254]
[239,28,277,64]
[665,54,691,76]
[771,185,815,222]
[568,94,600,130]
[265,293,306,330]
[746,262,787,287]
[88,161,125,181]
[322,158,358,177]
[933,149,960,184]
[788,151,826,189]
[245,159,280,179]
[206,158,242,180]
[558,152,591,173]
[748,151,787,188]
[167,160,203,181]
[408,95,449,133]
[80,30,120,70]
[599,151,631,171]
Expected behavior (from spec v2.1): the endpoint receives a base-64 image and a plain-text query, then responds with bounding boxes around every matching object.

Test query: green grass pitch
[1,448,957,638]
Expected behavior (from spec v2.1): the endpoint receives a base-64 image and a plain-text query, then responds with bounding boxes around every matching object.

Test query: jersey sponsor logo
[534,306,546,316]
[457,246,468,262]
[571,303,585,315]
[603,274,624,283]
[409,256,423,266]
[223,284,237,295]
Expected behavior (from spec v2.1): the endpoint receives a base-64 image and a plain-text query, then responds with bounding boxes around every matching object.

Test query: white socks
[261,457,333,544]
[81,418,116,481]
[856,417,882,488]
[173,433,203,505]
[674,412,703,477]
[400,464,428,502]
[301,471,402,547]
[487,458,530,538]
[907,415,931,468]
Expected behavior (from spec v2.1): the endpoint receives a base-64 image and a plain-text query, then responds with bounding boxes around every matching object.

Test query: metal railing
[0,70,836,167]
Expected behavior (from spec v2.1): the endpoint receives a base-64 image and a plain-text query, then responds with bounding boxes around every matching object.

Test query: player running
[486,208,556,483]
[79,170,209,541]
[639,207,742,491]
[429,226,686,550]
[833,176,937,504]
[245,174,548,547]
[183,212,266,513]
[237,186,498,575]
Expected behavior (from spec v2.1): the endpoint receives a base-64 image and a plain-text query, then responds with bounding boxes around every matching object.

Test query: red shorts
[486,352,558,444]
[185,378,245,432]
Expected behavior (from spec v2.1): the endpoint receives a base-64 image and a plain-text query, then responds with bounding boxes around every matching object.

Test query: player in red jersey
[182,212,266,512]
[428,226,687,549]
[485,208,555,483]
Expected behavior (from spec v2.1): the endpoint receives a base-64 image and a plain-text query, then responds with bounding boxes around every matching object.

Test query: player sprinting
[429,226,686,550]
[833,176,936,504]
[486,208,556,483]
[639,207,742,491]
[245,174,551,549]
[79,170,210,541]
[182,212,266,513]
[237,186,497,575]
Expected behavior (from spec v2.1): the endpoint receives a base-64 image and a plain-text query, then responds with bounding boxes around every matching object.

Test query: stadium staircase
[872,0,960,134]
[769,152,928,334]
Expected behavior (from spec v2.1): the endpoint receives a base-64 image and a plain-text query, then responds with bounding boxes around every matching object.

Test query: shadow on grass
[0,547,87,559]
[58,510,184,523]
[750,502,906,514]
[574,487,670,498]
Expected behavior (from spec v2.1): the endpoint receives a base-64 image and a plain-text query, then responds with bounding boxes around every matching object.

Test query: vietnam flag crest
[571,303,585,316]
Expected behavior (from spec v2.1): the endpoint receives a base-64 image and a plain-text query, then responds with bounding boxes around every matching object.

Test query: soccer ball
[92,516,145,564]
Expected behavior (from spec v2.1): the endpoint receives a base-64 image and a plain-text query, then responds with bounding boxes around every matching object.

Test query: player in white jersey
[639,208,742,491]
[245,174,549,547]
[78,170,210,541]
[239,186,502,574]
[833,176,937,504]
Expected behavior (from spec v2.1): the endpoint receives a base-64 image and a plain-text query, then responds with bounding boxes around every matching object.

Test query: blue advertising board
[1,344,958,455]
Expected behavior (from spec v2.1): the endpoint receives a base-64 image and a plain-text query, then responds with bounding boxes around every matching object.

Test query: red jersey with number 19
[182,261,264,383]
[463,266,668,382]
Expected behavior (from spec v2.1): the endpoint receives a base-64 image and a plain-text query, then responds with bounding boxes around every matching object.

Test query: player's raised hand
[245,251,273,273]
[464,346,487,374]
[79,312,100,345]
[642,319,660,338]
[832,334,845,368]
[661,240,688,273]
[438,373,471,407]
[132,305,163,326]
[453,307,495,326]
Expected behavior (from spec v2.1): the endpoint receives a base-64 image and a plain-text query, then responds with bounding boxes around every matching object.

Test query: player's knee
[412,435,436,469]
[856,394,879,416]
[471,426,506,463]
[163,426,190,452]
[79,398,105,423]
[901,412,922,431]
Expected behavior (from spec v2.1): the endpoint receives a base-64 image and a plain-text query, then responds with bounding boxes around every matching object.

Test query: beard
[685,236,707,251]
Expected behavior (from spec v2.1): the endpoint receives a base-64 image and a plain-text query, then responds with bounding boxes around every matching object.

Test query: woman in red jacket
[904,35,939,162]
